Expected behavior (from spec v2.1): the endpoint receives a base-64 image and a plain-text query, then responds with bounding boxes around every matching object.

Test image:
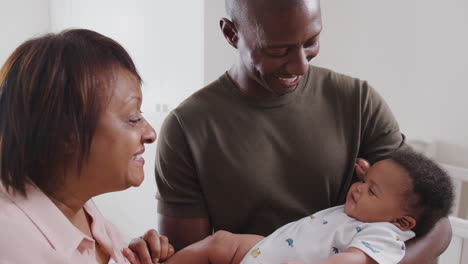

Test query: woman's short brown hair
[0,29,141,195]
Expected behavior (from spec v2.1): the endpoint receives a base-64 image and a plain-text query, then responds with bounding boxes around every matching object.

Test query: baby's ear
[392,216,416,231]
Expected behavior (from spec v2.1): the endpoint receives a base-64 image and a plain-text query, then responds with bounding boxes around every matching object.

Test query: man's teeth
[278,76,297,82]
[132,154,142,160]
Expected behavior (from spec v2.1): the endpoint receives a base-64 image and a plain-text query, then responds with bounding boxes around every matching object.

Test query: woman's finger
[128,237,153,264]
[143,229,161,263]
[122,247,140,264]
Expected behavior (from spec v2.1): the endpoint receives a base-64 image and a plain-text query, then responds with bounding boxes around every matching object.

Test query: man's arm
[357,83,408,164]
[400,217,452,263]
[158,214,212,251]
[155,112,212,249]
[356,77,452,264]
[282,248,376,264]
[318,248,376,264]
[126,110,212,262]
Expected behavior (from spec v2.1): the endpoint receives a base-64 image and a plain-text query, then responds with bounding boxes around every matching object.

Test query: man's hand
[122,229,175,264]
[355,158,370,179]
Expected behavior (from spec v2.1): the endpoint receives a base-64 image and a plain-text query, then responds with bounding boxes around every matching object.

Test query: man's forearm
[400,217,452,263]
[316,248,376,264]
[158,214,212,251]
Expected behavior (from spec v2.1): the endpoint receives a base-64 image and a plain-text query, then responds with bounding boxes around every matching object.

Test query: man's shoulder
[180,74,224,105]
[309,65,367,90]
[171,73,237,121]
[307,66,375,101]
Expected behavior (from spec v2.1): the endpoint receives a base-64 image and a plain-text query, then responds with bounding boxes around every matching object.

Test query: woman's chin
[127,173,144,188]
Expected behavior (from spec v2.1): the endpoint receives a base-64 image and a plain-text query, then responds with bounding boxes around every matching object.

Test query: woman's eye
[129,118,142,124]
[360,179,366,183]
[128,111,143,124]
[368,188,376,196]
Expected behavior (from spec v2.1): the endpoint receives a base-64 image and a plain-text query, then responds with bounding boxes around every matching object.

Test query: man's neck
[227,65,278,98]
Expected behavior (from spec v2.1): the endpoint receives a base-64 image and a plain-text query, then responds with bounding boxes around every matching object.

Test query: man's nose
[285,47,309,76]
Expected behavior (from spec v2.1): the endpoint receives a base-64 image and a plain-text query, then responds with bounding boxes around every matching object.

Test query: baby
[163,150,454,264]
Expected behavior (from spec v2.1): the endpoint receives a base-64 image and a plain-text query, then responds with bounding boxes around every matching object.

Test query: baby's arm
[282,248,376,264]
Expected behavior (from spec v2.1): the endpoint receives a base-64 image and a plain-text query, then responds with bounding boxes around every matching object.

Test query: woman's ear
[62,132,78,156]
[220,18,238,48]
[392,216,416,231]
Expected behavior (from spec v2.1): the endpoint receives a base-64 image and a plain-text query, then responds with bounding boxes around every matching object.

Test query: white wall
[204,0,235,84]
[203,0,468,168]
[49,0,205,239]
[0,0,50,66]
[316,0,468,167]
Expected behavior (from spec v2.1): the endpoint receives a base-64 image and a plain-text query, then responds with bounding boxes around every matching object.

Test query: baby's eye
[360,179,366,183]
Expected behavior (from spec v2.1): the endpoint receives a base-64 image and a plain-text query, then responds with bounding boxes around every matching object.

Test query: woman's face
[80,69,156,193]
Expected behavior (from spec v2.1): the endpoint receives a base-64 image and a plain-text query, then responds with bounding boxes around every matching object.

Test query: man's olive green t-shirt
[155,66,405,236]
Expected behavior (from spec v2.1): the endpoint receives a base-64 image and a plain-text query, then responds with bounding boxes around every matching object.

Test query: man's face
[234,3,322,97]
[344,159,413,223]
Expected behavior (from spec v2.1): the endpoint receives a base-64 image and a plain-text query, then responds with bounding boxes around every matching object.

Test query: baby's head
[344,150,453,236]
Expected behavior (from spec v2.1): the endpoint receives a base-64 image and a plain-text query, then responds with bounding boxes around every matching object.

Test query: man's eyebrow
[264,32,321,49]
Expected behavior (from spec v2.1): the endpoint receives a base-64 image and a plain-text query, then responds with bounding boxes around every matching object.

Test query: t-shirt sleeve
[358,83,409,164]
[348,223,414,264]
[155,111,209,218]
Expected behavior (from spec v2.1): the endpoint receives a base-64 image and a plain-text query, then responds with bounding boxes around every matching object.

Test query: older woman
[0,29,172,263]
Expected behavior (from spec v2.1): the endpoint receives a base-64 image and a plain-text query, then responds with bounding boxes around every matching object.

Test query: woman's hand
[123,229,174,264]
[355,158,370,179]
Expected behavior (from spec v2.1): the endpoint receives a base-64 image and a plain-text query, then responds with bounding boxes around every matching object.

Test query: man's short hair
[391,150,454,236]
[225,0,312,25]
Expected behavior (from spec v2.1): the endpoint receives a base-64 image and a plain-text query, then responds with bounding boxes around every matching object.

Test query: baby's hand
[123,229,175,264]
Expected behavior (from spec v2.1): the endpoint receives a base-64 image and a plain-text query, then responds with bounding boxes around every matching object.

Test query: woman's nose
[142,119,156,144]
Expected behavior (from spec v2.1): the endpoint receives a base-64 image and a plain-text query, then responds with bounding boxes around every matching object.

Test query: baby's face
[344,159,412,223]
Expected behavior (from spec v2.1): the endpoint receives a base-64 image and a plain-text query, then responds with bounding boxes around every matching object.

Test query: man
[130,0,451,263]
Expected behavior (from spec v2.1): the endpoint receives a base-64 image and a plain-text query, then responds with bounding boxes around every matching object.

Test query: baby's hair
[391,149,454,236]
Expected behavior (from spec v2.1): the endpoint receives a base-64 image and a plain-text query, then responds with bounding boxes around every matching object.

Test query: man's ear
[392,216,416,231]
[220,18,238,48]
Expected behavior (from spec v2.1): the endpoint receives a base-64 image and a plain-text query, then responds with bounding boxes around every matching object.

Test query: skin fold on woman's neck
[45,182,111,263]
[42,164,95,238]
[45,186,93,237]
